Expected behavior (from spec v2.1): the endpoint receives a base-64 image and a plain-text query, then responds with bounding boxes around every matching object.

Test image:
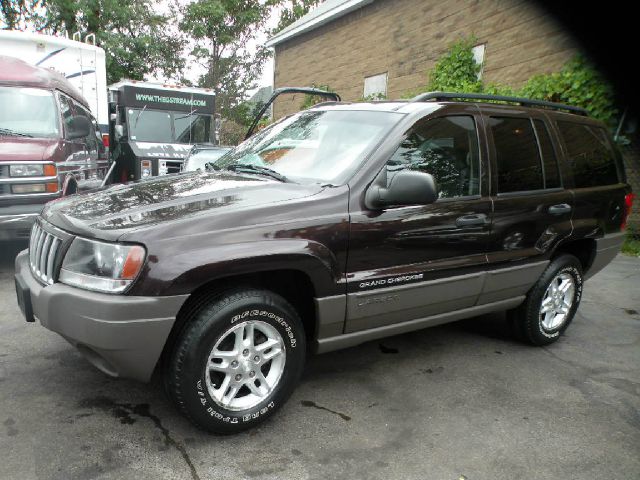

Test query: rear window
[557,121,620,187]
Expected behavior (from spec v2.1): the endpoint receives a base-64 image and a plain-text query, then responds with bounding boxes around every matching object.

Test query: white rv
[0,30,108,137]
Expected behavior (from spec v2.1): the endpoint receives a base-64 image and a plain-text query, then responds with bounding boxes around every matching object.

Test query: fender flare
[134,239,344,298]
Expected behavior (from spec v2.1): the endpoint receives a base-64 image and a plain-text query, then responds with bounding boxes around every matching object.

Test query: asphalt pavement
[1,239,638,480]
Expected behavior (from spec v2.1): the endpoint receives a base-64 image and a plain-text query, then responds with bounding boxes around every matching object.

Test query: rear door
[478,107,574,304]
[554,119,629,237]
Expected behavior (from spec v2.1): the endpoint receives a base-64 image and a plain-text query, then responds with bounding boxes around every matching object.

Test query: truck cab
[107,81,216,182]
[0,56,107,240]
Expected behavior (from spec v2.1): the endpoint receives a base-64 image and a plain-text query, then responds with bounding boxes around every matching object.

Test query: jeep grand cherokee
[15,92,633,433]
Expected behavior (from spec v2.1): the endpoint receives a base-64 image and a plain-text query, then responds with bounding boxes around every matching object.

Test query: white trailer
[0,30,108,136]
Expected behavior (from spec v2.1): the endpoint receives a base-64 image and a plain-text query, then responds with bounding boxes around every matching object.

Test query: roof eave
[265,0,374,48]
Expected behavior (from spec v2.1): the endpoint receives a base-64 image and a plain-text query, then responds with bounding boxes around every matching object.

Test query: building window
[363,72,387,100]
[472,44,486,79]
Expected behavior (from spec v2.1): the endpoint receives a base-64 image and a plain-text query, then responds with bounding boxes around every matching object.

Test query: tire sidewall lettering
[192,303,302,426]
[195,377,278,424]
[231,309,297,348]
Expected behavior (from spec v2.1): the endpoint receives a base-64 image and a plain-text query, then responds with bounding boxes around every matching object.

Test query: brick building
[266,0,579,119]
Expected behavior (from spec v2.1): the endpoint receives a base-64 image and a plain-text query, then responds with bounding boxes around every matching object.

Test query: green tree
[7,0,184,84]
[179,0,274,123]
[0,0,44,29]
[273,0,322,33]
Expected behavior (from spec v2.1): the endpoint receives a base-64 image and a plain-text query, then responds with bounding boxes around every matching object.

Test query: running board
[315,296,525,353]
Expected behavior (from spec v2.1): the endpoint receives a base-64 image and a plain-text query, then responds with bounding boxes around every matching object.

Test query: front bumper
[14,250,188,381]
[0,204,44,240]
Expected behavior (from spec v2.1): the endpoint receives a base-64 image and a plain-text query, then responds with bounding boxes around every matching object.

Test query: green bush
[301,84,335,109]
[407,36,618,125]
[520,55,618,125]
[426,36,483,94]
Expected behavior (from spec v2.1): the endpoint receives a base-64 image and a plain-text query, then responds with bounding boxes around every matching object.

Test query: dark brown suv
[14,92,633,433]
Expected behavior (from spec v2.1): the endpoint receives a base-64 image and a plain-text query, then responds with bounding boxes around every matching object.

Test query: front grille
[29,221,63,285]
[166,160,183,174]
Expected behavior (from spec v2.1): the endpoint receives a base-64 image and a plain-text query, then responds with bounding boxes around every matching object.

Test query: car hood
[42,171,325,239]
[0,137,62,162]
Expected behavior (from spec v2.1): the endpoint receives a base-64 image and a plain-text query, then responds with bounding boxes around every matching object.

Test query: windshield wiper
[134,105,147,128]
[215,163,288,183]
[0,127,33,137]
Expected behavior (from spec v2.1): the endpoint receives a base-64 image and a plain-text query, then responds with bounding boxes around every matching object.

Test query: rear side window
[490,117,543,193]
[557,121,619,187]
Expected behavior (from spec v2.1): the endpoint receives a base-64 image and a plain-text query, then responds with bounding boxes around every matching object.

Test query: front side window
[0,87,60,139]
[174,113,213,143]
[214,109,400,184]
[491,117,543,193]
[385,115,480,198]
[558,121,619,188]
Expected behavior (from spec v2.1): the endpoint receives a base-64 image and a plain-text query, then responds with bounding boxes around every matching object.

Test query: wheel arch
[551,237,597,273]
[157,266,327,376]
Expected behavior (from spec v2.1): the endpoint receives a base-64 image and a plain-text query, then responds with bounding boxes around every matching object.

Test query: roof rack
[411,91,588,116]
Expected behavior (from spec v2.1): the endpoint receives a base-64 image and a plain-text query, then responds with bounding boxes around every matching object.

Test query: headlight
[10,164,56,177]
[59,237,146,293]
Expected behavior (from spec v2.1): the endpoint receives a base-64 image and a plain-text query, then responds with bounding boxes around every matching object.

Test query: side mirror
[365,170,438,209]
[114,124,124,140]
[66,115,91,140]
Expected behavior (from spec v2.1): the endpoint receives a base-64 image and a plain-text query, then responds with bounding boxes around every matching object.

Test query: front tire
[165,288,306,434]
[509,254,584,346]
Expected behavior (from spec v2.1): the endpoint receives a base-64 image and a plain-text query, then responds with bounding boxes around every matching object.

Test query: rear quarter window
[557,121,620,187]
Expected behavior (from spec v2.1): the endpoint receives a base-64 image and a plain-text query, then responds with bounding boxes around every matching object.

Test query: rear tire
[509,254,583,346]
[165,288,306,434]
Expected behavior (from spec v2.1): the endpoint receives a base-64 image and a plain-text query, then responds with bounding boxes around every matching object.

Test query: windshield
[215,109,400,183]
[126,108,214,143]
[184,148,229,172]
[0,87,59,138]
[174,113,214,143]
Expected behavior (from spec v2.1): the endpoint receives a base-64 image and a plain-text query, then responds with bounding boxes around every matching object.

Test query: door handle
[455,213,488,227]
[548,203,572,215]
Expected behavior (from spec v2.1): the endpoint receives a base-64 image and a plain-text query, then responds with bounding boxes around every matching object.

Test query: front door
[345,107,492,333]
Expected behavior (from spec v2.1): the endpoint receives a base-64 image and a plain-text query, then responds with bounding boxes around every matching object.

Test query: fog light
[11,184,45,194]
